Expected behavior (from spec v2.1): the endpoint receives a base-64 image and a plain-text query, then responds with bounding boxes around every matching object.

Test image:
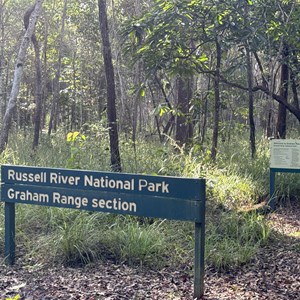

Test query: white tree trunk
[0,0,43,153]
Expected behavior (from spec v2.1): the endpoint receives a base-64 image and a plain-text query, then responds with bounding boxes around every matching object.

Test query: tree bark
[200,74,211,145]
[175,76,193,146]
[211,38,221,162]
[0,0,43,154]
[48,0,67,135]
[276,43,289,139]
[245,43,256,158]
[290,51,300,110]
[24,5,43,149]
[98,0,122,172]
[0,0,6,122]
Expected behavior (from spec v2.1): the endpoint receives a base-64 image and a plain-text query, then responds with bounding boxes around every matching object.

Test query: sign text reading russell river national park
[1,165,204,222]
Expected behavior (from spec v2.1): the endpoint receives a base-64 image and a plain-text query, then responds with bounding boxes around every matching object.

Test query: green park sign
[1,165,206,299]
[269,139,300,209]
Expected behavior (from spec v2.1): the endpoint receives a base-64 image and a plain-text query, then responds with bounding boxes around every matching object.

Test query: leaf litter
[0,200,299,300]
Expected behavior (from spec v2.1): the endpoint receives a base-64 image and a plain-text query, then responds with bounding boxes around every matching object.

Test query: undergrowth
[0,130,298,270]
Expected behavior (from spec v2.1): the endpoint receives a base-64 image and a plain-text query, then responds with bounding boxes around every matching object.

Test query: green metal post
[194,179,206,299]
[5,202,16,265]
[194,222,205,298]
[269,169,276,210]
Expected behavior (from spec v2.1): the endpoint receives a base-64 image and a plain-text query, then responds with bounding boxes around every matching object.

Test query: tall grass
[103,219,167,268]
[205,211,270,270]
[1,129,296,270]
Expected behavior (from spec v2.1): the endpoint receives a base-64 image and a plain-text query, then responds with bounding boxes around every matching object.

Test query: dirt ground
[0,199,299,300]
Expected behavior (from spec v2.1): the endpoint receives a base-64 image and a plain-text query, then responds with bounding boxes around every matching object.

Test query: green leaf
[217,14,223,25]
[289,231,300,237]
[140,88,145,97]
[198,54,208,62]
[67,131,80,142]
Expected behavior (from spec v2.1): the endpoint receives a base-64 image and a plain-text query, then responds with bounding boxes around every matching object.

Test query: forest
[0,0,299,299]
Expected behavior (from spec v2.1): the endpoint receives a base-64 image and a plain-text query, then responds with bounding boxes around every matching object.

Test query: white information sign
[270,139,300,169]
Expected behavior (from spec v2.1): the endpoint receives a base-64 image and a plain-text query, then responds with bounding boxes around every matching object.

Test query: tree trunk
[41,19,48,129]
[0,0,43,154]
[98,0,122,172]
[290,51,299,110]
[200,73,212,145]
[245,43,256,158]
[24,5,43,149]
[48,0,67,135]
[276,43,289,139]
[155,74,175,138]
[175,76,193,146]
[0,0,5,123]
[211,38,221,162]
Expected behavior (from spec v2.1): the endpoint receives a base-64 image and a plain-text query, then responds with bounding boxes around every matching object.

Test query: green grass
[1,129,297,270]
[205,211,270,270]
[103,219,167,268]
[35,211,102,265]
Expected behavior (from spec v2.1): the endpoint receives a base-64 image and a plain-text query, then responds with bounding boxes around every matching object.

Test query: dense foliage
[0,0,299,159]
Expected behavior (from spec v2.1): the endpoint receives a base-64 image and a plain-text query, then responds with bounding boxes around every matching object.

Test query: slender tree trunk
[276,43,289,139]
[0,0,43,154]
[48,0,67,135]
[266,109,273,138]
[98,0,122,172]
[175,76,193,146]
[41,19,48,129]
[245,43,256,158]
[155,74,175,137]
[24,5,43,149]
[290,51,299,110]
[71,50,77,130]
[148,83,163,142]
[211,38,221,162]
[132,62,143,147]
[201,74,211,145]
[0,0,5,123]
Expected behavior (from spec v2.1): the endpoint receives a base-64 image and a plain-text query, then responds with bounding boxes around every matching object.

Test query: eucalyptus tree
[123,0,205,146]
[225,0,300,135]
[0,0,43,154]
[98,0,122,172]
[47,0,67,135]
[123,0,241,159]
[254,0,300,137]
[0,0,28,123]
[24,4,43,149]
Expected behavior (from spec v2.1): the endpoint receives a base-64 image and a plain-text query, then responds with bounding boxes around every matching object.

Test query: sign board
[1,165,203,222]
[269,139,300,210]
[270,139,300,169]
[1,165,206,299]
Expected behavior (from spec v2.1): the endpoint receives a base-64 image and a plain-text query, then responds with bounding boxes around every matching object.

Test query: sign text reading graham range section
[7,169,170,193]
[6,187,137,212]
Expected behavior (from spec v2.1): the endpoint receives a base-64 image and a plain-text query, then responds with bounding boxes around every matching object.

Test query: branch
[253,51,268,88]
[219,76,300,122]
[253,85,300,121]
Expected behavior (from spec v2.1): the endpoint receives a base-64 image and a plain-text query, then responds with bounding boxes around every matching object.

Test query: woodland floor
[0,199,299,300]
